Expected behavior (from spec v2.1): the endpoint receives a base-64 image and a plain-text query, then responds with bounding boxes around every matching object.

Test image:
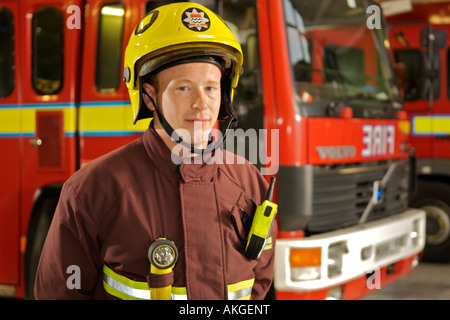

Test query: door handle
[29,138,43,146]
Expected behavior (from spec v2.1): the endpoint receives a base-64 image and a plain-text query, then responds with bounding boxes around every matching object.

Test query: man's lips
[185,119,210,126]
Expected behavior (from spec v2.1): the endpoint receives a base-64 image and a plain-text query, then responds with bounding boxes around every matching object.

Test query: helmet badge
[182,8,210,32]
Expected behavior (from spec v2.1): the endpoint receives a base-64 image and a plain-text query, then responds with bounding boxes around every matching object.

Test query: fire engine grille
[307,159,409,233]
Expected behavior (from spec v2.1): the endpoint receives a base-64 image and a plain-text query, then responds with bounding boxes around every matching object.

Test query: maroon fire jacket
[34,125,276,300]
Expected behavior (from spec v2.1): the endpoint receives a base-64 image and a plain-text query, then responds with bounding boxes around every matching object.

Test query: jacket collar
[143,124,219,183]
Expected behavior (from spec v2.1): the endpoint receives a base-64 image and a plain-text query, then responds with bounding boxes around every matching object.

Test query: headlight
[289,248,321,281]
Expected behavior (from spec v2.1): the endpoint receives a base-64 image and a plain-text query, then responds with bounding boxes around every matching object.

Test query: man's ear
[142,82,156,112]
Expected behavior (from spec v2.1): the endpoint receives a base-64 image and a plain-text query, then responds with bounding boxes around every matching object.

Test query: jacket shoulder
[69,138,147,187]
[61,138,152,216]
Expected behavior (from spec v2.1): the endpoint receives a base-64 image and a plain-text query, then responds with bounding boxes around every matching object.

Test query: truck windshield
[284,0,401,118]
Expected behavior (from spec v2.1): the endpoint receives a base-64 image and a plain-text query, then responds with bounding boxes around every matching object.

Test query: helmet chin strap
[144,92,237,156]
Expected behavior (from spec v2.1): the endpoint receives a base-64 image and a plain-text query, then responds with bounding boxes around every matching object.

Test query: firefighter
[34,2,276,300]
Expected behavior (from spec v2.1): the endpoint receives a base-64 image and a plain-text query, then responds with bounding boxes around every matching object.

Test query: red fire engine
[0,0,425,299]
[387,0,450,263]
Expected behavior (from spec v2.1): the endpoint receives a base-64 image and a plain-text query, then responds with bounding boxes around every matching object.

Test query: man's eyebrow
[205,79,221,86]
[172,78,220,85]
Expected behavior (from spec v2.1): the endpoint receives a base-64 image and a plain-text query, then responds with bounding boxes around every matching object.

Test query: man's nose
[192,89,208,110]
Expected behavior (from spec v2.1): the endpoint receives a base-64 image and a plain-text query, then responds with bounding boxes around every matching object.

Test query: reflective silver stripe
[228,285,253,300]
[103,265,188,300]
[171,293,188,300]
[171,286,188,300]
[103,267,150,300]
[103,265,253,300]
[227,278,255,300]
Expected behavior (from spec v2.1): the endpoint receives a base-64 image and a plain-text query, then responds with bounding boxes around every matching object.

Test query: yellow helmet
[123,2,243,124]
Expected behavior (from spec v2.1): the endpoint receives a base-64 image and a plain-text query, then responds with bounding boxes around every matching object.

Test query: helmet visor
[138,45,243,78]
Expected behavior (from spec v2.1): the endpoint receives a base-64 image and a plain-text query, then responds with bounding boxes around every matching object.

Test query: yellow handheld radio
[245,177,277,260]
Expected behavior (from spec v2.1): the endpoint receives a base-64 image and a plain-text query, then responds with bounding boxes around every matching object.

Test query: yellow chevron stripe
[0,107,76,134]
[0,104,149,135]
[413,115,450,135]
[0,109,20,134]
[79,105,149,133]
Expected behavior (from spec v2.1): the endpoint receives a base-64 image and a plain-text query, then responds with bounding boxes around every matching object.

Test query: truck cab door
[0,0,21,288]
[79,0,148,165]
[16,0,82,287]
[388,22,434,160]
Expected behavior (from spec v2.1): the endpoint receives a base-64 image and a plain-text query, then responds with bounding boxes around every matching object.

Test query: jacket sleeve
[247,170,277,300]
[251,219,277,300]
[34,182,102,299]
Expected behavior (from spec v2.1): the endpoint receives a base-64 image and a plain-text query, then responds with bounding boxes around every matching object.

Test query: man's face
[143,62,222,149]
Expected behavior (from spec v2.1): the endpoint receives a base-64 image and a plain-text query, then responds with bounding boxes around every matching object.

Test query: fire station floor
[361,262,450,300]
